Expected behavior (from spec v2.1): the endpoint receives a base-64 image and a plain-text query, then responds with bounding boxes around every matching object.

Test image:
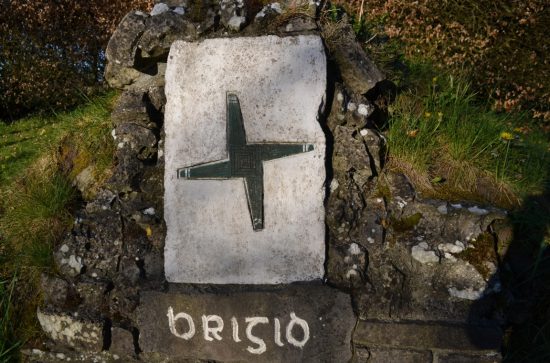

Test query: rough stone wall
[26,1,509,362]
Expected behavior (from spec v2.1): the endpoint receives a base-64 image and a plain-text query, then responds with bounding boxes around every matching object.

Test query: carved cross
[178,93,314,231]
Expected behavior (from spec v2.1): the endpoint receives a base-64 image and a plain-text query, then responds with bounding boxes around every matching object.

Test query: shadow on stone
[494,165,550,361]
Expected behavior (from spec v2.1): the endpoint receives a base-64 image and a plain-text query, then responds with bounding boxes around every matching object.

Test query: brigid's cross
[178,92,314,231]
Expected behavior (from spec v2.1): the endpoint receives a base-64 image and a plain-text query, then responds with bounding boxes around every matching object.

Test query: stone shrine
[30,2,506,362]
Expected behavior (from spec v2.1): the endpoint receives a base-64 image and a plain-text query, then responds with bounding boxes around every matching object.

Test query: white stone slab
[164,35,326,284]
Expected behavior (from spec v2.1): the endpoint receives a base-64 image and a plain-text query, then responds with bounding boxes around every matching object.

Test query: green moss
[391,212,422,232]
[456,232,497,279]
[373,176,392,200]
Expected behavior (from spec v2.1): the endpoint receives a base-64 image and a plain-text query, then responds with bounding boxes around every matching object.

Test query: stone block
[164,35,327,284]
[137,285,355,362]
[354,320,502,351]
[110,327,135,356]
[325,22,384,95]
[356,347,433,362]
[435,352,501,363]
[37,309,103,351]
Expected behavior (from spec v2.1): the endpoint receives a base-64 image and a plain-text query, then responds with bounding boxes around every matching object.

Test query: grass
[0,276,21,362]
[384,64,549,209]
[0,92,116,185]
[0,91,118,360]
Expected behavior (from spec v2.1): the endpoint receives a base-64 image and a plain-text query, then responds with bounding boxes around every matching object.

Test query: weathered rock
[411,242,439,264]
[323,20,384,95]
[137,286,355,362]
[155,0,187,7]
[227,15,246,31]
[327,169,507,323]
[107,285,141,319]
[254,2,282,23]
[106,12,148,68]
[360,128,385,174]
[111,90,159,128]
[332,125,375,186]
[138,12,197,59]
[37,309,103,351]
[219,0,247,30]
[75,281,106,307]
[150,3,170,16]
[85,189,116,214]
[104,9,195,89]
[55,209,123,279]
[125,64,167,111]
[281,16,318,33]
[326,242,367,288]
[23,349,131,363]
[110,119,158,191]
[327,86,375,130]
[110,327,136,356]
[104,62,144,89]
[40,274,69,307]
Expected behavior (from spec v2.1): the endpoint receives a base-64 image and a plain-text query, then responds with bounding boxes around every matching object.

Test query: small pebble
[348,243,362,255]
[173,7,185,15]
[271,2,282,13]
[468,206,489,215]
[358,104,370,116]
[143,207,156,215]
[150,3,169,16]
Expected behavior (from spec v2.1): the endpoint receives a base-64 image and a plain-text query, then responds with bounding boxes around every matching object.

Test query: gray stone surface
[111,327,136,356]
[435,352,501,362]
[164,35,327,284]
[354,320,502,351]
[138,11,197,58]
[37,309,103,352]
[355,347,433,363]
[323,21,384,95]
[105,11,148,68]
[137,286,355,362]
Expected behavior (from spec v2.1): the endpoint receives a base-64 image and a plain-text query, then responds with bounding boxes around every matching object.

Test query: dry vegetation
[0,0,154,120]
[334,0,550,123]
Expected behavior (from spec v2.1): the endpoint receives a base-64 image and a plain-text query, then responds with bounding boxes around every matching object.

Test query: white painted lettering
[274,318,284,347]
[231,317,241,342]
[286,312,310,348]
[245,317,269,354]
[166,309,312,352]
[202,315,224,341]
[166,307,195,340]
